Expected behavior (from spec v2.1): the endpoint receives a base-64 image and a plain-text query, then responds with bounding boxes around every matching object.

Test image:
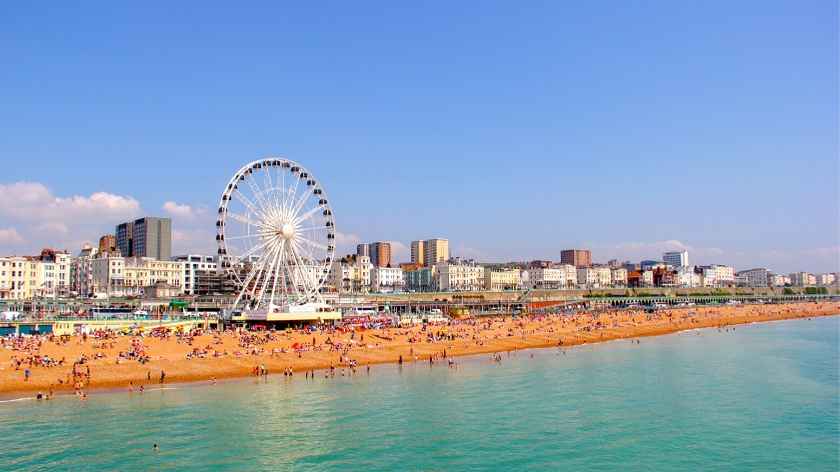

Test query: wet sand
[1,302,837,397]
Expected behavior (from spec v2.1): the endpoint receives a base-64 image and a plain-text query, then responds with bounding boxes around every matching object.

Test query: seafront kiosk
[230,302,341,329]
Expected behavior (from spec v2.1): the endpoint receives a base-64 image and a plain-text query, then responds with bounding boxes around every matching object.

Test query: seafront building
[371,266,404,292]
[410,240,425,266]
[356,244,370,258]
[736,268,769,288]
[677,266,702,288]
[436,259,484,291]
[0,256,40,300]
[577,266,611,288]
[0,250,72,301]
[404,266,435,292]
[172,254,218,295]
[816,273,836,286]
[329,260,356,294]
[423,239,449,267]
[663,251,689,268]
[699,265,735,287]
[560,249,591,267]
[484,268,521,291]
[90,256,185,298]
[98,234,117,254]
[527,265,576,289]
[35,249,72,298]
[329,255,373,293]
[610,267,628,287]
[368,242,392,268]
[789,272,816,287]
[768,273,790,287]
[115,217,172,260]
[2,222,838,301]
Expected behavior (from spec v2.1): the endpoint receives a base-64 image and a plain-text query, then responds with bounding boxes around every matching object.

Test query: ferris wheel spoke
[233,190,270,223]
[297,237,328,252]
[295,244,323,284]
[268,240,285,308]
[277,248,293,304]
[289,185,316,221]
[296,243,321,297]
[225,233,269,241]
[226,211,264,229]
[278,165,286,217]
[250,238,282,308]
[233,242,275,309]
[264,164,273,197]
[285,172,302,216]
[292,204,324,226]
[235,237,273,261]
[255,240,282,310]
[295,225,327,233]
[288,244,315,297]
[243,174,273,218]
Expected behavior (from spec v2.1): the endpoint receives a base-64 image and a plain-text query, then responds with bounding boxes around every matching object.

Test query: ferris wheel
[216,158,336,312]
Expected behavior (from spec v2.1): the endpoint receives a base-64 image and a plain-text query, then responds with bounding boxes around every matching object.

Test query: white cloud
[0,182,140,221]
[453,244,487,261]
[0,228,24,245]
[0,181,142,254]
[335,231,361,246]
[163,201,201,219]
[332,231,362,257]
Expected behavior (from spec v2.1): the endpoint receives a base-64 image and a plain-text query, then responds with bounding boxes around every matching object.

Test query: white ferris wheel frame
[216,158,336,312]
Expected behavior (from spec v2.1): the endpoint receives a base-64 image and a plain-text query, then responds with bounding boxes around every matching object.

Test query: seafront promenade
[1,301,836,397]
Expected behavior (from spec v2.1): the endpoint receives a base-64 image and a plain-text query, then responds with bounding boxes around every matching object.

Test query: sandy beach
[1,301,837,397]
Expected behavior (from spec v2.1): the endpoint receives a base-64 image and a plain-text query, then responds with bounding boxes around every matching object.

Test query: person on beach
[160,370,166,384]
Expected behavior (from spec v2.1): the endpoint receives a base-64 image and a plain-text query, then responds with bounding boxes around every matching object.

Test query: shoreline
[1,302,837,399]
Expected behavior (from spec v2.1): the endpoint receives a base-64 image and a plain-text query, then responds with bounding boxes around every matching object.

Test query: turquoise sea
[1,316,837,471]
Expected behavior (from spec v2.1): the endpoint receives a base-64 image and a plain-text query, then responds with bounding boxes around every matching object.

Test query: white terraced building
[526,265,576,289]
[437,261,484,291]
[371,266,404,292]
[700,265,735,287]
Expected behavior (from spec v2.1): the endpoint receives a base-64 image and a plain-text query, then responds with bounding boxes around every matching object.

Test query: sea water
[1,316,837,471]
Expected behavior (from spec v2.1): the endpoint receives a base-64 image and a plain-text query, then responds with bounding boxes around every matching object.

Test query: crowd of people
[0,301,835,401]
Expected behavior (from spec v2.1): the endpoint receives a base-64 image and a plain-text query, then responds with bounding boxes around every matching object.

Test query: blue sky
[0,1,837,272]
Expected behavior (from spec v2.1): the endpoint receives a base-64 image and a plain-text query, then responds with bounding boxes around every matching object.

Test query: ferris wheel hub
[279,223,296,240]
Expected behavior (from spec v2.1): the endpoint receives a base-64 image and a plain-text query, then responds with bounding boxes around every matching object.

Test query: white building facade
[736,268,769,288]
[172,254,218,295]
[437,261,485,291]
[371,267,404,292]
[663,251,689,268]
